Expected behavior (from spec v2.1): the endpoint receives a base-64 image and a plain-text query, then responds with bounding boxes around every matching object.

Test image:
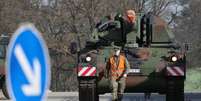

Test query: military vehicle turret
[70,13,187,101]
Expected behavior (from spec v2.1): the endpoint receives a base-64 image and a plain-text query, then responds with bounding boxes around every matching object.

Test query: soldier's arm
[124,58,131,76]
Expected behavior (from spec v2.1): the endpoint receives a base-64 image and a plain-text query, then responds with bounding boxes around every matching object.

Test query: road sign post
[6,23,50,101]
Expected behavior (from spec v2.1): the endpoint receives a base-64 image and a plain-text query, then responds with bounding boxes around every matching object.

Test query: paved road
[0,91,201,101]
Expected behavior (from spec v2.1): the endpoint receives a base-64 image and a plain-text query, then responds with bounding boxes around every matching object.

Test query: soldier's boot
[112,92,118,101]
[117,93,123,101]
[144,93,151,101]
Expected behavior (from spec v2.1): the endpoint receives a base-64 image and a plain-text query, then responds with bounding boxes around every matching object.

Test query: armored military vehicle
[70,13,186,101]
[0,35,10,99]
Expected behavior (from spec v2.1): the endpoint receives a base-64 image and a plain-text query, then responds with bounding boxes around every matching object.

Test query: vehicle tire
[79,78,99,101]
[175,79,184,101]
[166,78,184,101]
[2,80,10,99]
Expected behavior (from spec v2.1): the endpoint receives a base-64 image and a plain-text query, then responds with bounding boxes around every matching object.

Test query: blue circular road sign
[6,23,50,101]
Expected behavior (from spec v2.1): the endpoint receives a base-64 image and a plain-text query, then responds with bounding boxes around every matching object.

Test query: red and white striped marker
[78,67,96,77]
[166,66,184,76]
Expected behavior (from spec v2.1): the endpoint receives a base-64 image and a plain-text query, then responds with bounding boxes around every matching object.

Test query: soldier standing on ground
[106,46,130,101]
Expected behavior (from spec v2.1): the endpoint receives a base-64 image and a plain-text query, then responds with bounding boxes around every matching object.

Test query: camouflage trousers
[110,77,126,101]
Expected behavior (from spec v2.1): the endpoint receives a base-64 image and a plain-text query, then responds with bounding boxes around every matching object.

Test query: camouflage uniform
[110,77,126,101]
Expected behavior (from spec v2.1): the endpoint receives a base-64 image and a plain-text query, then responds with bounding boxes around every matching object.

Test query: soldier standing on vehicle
[115,9,136,34]
[106,46,130,101]
[92,9,136,44]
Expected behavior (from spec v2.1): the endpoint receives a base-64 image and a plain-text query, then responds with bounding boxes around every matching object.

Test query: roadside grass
[185,68,201,92]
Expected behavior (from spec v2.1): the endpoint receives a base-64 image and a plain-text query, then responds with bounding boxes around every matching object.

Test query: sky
[41,0,49,6]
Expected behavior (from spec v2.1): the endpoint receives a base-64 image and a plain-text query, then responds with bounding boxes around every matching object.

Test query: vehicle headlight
[86,56,92,62]
[171,56,177,62]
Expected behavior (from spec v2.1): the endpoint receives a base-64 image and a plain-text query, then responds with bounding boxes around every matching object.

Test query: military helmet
[111,42,122,50]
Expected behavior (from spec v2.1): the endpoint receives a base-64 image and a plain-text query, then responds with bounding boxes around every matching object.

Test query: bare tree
[174,0,201,67]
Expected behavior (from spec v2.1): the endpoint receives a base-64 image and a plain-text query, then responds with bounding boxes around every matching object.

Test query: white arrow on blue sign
[6,23,50,101]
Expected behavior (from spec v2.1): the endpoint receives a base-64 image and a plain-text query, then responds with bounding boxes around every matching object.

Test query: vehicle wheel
[166,79,184,101]
[79,78,99,101]
[2,80,10,99]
